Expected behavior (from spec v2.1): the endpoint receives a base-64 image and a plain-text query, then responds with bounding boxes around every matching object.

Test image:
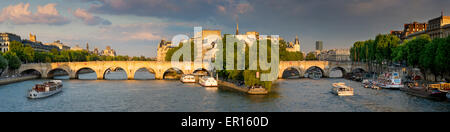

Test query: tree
[420,38,441,81]
[50,48,59,55]
[305,52,317,60]
[87,54,100,61]
[406,35,431,67]
[34,52,54,63]
[164,41,195,61]
[435,36,450,77]
[392,42,407,63]
[8,41,26,62]
[23,46,35,63]
[0,54,8,75]
[4,52,21,70]
[374,34,400,64]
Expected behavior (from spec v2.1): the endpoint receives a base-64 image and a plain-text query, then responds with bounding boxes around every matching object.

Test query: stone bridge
[18,61,368,80]
[18,61,213,80]
[278,61,368,78]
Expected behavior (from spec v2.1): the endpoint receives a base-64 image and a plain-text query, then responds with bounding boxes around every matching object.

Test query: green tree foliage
[0,54,8,74]
[353,33,450,80]
[34,52,54,63]
[279,40,304,61]
[374,34,400,63]
[9,41,35,63]
[405,35,431,67]
[435,36,450,74]
[165,41,195,61]
[351,34,400,64]
[420,38,441,76]
[305,52,317,60]
[4,52,21,69]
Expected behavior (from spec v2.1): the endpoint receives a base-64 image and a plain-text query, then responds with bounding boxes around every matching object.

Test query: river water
[0,71,448,112]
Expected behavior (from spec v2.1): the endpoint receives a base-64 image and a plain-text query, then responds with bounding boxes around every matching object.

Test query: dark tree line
[351,34,450,81]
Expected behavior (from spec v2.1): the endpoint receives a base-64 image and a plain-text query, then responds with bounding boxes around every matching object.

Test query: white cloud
[121,32,162,41]
[0,3,70,25]
[73,8,111,26]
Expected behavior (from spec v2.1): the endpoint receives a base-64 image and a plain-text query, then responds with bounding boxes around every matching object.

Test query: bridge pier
[127,69,135,80]
[97,69,104,80]
[70,72,77,79]
[155,72,163,80]
[41,74,49,79]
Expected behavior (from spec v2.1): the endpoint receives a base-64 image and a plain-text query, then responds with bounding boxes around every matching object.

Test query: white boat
[376,72,404,89]
[199,76,218,87]
[446,93,450,100]
[247,86,268,95]
[332,83,354,96]
[28,80,63,99]
[180,74,196,83]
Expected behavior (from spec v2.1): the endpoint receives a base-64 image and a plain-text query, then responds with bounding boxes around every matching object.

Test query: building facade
[245,31,260,39]
[390,30,403,39]
[402,13,450,40]
[444,24,450,37]
[157,40,173,61]
[427,14,450,39]
[0,33,21,53]
[22,34,59,52]
[326,49,351,61]
[286,35,301,52]
[390,21,427,40]
[44,40,71,51]
[70,45,84,51]
[403,22,427,38]
[202,30,221,41]
[93,48,99,55]
[101,46,116,56]
[316,49,350,61]
[316,41,323,51]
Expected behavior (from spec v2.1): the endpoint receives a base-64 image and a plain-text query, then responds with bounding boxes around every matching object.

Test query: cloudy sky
[0,0,448,57]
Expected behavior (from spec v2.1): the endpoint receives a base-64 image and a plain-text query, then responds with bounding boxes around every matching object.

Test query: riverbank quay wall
[0,75,39,85]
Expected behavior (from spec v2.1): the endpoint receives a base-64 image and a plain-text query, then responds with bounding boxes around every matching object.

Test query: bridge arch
[305,66,325,78]
[19,69,42,77]
[162,67,184,80]
[280,66,302,79]
[75,67,98,80]
[328,66,347,78]
[193,68,210,76]
[47,68,70,79]
[134,67,156,80]
[352,67,367,73]
[103,67,128,80]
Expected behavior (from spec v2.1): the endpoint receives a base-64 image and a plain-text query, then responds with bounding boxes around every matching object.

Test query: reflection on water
[329,70,344,78]
[78,72,97,80]
[1,76,449,112]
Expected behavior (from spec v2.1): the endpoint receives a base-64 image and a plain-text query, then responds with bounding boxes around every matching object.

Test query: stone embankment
[0,75,39,85]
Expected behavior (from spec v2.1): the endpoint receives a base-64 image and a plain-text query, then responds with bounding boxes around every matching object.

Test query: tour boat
[199,76,218,87]
[180,74,196,83]
[332,83,354,96]
[401,81,448,100]
[376,72,404,89]
[362,79,381,90]
[247,86,268,95]
[429,83,450,99]
[28,80,63,99]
